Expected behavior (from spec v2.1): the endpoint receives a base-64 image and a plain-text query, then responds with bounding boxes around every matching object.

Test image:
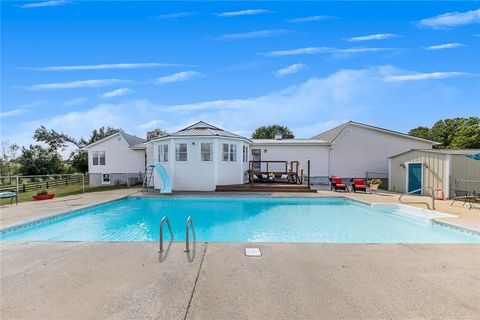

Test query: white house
[145,122,252,191]
[311,121,437,179]
[84,131,146,186]
[85,120,437,191]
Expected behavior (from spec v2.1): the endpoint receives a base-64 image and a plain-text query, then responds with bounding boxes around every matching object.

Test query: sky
[1,1,479,151]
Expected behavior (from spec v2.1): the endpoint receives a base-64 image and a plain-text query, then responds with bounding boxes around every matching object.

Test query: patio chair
[351,178,367,193]
[451,189,473,207]
[0,190,18,205]
[330,177,348,192]
[469,191,479,209]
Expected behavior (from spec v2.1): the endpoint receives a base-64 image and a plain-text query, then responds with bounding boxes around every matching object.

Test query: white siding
[250,144,330,177]
[330,124,434,178]
[149,137,250,191]
[87,135,145,175]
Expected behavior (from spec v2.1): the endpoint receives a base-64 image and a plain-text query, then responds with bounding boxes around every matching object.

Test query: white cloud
[215,29,290,40]
[139,119,165,130]
[216,9,273,17]
[20,0,69,9]
[63,97,88,106]
[26,63,182,71]
[100,88,133,99]
[6,65,479,149]
[288,15,335,23]
[154,12,197,19]
[274,63,307,77]
[263,46,396,57]
[346,33,401,42]
[417,9,480,29]
[154,71,201,84]
[424,43,465,50]
[384,71,473,82]
[0,109,27,118]
[264,47,332,57]
[26,79,124,90]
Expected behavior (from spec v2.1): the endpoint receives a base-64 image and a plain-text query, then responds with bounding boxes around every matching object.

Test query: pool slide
[154,163,172,193]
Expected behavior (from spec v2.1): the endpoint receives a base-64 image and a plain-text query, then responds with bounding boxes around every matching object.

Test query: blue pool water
[1,197,479,243]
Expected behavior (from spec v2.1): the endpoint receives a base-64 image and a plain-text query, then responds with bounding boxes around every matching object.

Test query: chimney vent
[274,134,283,140]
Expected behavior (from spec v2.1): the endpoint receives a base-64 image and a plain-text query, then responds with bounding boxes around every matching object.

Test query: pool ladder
[158,216,173,253]
[399,186,436,210]
[158,216,195,254]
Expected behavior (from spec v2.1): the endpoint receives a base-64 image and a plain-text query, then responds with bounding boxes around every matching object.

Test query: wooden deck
[215,183,316,193]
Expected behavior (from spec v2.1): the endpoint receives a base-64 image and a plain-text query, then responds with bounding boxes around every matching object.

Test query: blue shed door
[407,163,422,194]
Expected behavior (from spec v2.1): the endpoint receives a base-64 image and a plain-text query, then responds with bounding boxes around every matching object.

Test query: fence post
[307,160,311,188]
[16,176,19,196]
[82,174,85,193]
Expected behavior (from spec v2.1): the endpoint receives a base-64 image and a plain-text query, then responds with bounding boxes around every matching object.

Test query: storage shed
[388,149,480,198]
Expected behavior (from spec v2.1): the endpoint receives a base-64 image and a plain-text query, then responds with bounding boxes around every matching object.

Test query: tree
[409,117,480,149]
[251,125,294,139]
[17,145,65,175]
[408,126,431,141]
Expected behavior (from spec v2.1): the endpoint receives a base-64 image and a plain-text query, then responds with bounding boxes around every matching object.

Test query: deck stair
[141,165,155,192]
[215,183,316,193]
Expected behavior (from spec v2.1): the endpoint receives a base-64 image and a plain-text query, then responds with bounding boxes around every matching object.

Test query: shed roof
[389,148,480,158]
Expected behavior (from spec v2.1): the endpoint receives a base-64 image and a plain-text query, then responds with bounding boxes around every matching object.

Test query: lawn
[1,184,137,206]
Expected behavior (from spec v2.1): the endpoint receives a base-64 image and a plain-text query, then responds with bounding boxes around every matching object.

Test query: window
[201,143,213,161]
[99,151,106,165]
[92,151,105,165]
[230,144,237,162]
[222,143,237,162]
[242,146,249,162]
[158,144,168,162]
[102,173,110,184]
[222,144,229,161]
[176,143,187,161]
[92,151,98,165]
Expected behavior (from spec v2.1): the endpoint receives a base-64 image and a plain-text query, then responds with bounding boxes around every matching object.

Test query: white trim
[388,158,392,191]
[83,132,123,149]
[445,154,452,199]
[406,162,424,195]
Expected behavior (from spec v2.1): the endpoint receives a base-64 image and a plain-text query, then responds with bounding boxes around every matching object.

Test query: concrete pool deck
[1,241,479,319]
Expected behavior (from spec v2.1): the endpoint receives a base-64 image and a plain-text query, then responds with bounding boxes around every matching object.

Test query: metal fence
[451,178,480,196]
[0,174,87,194]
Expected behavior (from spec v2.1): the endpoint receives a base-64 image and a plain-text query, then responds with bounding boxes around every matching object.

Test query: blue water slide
[154,163,172,193]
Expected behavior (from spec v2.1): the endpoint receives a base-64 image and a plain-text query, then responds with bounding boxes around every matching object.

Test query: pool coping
[1,194,479,238]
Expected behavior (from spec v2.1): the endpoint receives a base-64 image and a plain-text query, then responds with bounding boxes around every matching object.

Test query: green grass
[0,184,138,205]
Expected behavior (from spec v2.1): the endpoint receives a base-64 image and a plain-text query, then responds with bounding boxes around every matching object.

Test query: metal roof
[154,121,249,140]
[389,148,480,158]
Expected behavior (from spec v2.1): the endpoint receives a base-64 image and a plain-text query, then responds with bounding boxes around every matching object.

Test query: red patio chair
[330,177,348,192]
[351,178,367,193]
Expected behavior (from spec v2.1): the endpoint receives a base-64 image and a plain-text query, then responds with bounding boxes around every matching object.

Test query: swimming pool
[1,197,479,243]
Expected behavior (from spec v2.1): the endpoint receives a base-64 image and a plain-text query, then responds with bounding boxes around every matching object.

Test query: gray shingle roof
[166,121,248,139]
[119,132,146,147]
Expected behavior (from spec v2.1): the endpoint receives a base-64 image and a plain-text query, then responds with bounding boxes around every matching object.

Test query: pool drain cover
[245,248,261,257]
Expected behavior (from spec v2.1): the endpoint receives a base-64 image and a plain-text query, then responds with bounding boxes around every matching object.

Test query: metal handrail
[399,186,435,210]
[159,216,174,253]
[185,216,195,253]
